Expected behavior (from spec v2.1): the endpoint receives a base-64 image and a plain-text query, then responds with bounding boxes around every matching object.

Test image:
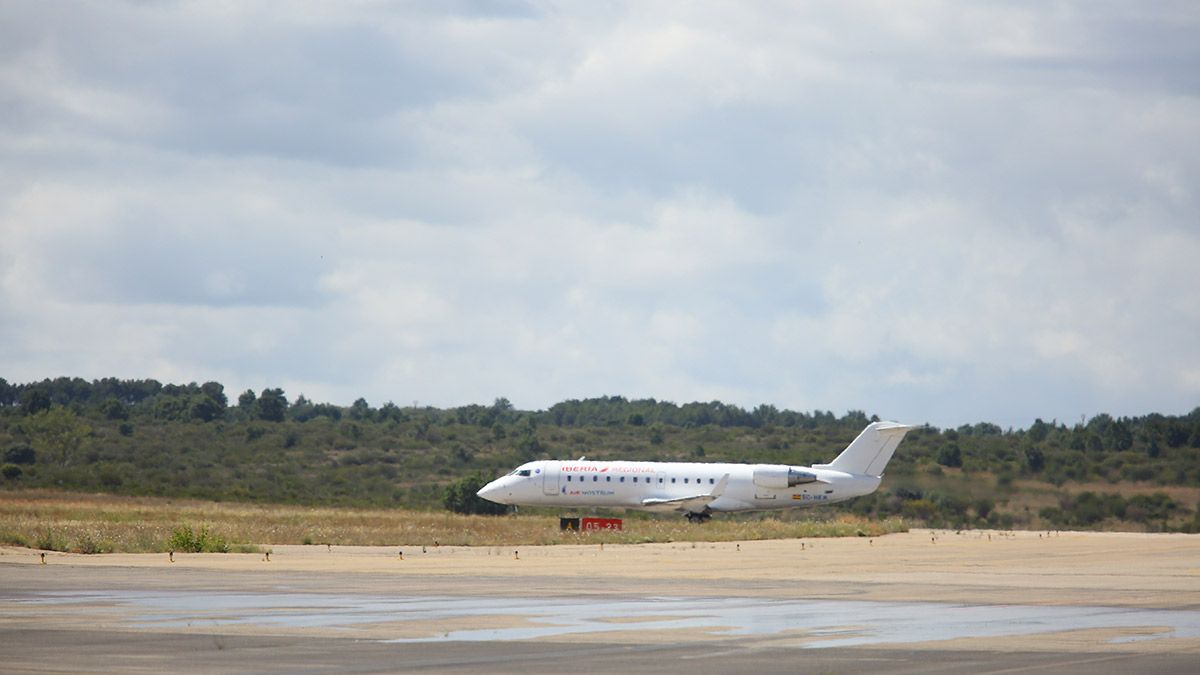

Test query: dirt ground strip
[4,529,1198,608]
[2,528,1199,672]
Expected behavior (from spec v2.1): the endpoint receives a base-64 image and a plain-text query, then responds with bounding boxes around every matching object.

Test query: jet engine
[752,465,819,489]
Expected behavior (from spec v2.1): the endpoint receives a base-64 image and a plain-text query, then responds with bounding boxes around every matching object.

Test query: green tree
[936,444,963,468]
[514,417,542,460]
[1164,421,1189,448]
[378,401,404,423]
[443,473,509,515]
[1108,420,1133,451]
[256,388,288,422]
[20,387,52,416]
[0,377,15,407]
[200,381,228,408]
[152,394,190,421]
[312,403,342,421]
[752,403,780,428]
[99,397,130,420]
[1024,447,1045,473]
[349,398,371,421]
[516,432,543,460]
[290,394,315,421]
[189,395,225,422]
[237,389,257,415]
[490,397,514,425]
[1028,418,1050,442]
[25,406,91,467]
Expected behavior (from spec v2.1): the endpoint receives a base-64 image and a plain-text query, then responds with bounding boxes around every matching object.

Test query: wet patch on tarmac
[11,590,1200,648]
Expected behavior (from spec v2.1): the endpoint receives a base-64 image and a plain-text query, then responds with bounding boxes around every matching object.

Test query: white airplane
[477,421,914,522]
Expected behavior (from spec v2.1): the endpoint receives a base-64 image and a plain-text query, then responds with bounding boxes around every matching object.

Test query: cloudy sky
[2,2,1198,428]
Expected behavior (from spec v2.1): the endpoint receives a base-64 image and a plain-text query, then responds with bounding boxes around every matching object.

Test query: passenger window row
[562,475,717,485]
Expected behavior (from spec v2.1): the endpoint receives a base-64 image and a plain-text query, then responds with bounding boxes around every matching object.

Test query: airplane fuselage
[478,459,880,512]
[477,421,914,519]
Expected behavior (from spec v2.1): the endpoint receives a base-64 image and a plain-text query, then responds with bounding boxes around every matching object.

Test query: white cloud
[1,2,1198,428]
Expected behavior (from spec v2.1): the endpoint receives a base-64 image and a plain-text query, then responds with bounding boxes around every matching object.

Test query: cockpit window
[517,470,531,477]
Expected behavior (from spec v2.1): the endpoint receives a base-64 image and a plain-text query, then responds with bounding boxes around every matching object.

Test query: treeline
[0,378,873,429]
[1,376,1199,532]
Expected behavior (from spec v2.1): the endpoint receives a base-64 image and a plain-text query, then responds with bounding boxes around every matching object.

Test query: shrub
[98,466,122,488]
[1039,506,1067,526]
[36,530,68,552]
[167,525,231,553]
[901,498,937,521]
[0,530,29,547]
[74,535,112,554]
[443,473,509,515]
[649,425,664,445]
[1125,493,1179,522]
[936,444,962,467]
[4,444,35,465]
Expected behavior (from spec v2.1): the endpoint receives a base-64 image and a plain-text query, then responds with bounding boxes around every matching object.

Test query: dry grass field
[0,490,907,553]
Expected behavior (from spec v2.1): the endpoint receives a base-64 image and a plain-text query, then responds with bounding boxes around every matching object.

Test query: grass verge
[0,489,907,553]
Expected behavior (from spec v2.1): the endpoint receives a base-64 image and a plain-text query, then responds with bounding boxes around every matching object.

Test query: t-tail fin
[817,421,915,476]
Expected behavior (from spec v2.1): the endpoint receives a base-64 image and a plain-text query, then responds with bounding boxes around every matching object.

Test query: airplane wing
[641,473,729,514]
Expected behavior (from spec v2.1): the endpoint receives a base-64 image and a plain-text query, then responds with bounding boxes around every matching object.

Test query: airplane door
[542,463,559,496]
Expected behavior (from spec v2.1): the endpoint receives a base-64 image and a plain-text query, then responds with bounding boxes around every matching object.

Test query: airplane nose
[476,479,508,504]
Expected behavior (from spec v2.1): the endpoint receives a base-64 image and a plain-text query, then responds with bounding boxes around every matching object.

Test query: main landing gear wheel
[685,512,712,524]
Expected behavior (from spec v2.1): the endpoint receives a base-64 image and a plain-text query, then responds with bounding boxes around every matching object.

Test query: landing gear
[685,512,712,524]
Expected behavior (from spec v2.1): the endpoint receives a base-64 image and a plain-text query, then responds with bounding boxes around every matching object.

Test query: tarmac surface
[3,530,1199,673]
